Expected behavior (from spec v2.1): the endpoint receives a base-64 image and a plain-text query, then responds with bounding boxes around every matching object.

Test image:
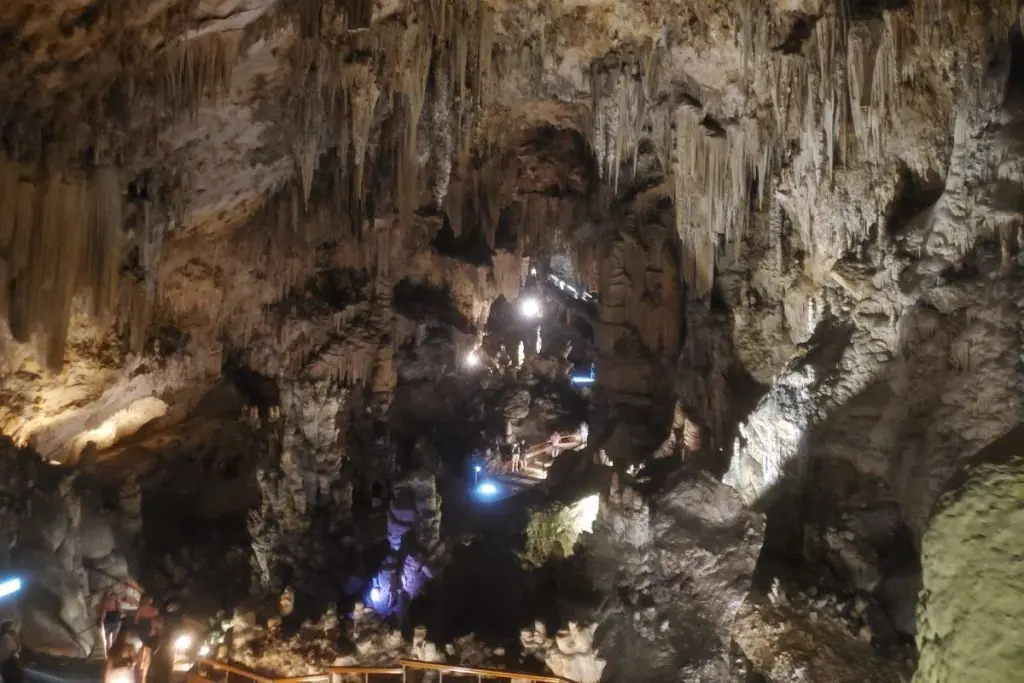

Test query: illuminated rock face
[0,439,136,657]
[585,473,765,682]
[914,427,1024,683]
[2,0,1024,679]
[521,621,606,683]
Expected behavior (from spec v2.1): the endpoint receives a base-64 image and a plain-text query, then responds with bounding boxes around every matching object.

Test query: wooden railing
[191,657,572,683]
[524,434,584,460]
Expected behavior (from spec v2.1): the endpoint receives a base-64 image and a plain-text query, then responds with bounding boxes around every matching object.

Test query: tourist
[127,595,162,683]
[99,587,123,656]
[104,631,138,683]
[511,441,522,473]
[550,431,561,458]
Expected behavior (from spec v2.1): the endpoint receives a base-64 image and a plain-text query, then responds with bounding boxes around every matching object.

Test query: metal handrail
[193,656,573,683]
[397,658,574,682]
[524,434,583,460]
[195,658,329,683]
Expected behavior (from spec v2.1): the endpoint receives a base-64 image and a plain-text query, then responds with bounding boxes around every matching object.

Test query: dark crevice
[847,0,910,21]
[393,279,476,333]
[1004,24,1024,103]
[431,216,495,266]
[886,165,945,237]
[774,14,818,55]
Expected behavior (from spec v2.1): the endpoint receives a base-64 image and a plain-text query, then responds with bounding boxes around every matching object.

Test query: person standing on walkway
[550,431,561,459]
[511,441,522,473]
[104,631,138,683]
[127,595,162,683]
[99,587,123,657]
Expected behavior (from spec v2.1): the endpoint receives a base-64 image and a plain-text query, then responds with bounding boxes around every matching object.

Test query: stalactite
[158,29,243,118]
[492,251,522,302]
[81,167,124,322]
[0,156,129,369]
[296,137,320,207]
[396,25,432,234]
[671,104,762,297]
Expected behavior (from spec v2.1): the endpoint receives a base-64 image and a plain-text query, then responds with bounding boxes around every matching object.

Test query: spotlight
[198,645,211,658]
[0,578,22,600]
[464,350,481,368]
[173,633,194,652]
[476,481,499,498]
[474,465,482,473]
[518,297,542,319]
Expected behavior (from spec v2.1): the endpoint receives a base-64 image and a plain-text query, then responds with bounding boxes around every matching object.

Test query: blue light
[0,578,22,599]
[476,481,499,498]
[571,363,596,385]
[474,465,482,472]
[369,587,381,603]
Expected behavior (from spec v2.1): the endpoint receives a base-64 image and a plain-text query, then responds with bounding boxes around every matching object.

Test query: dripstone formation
[0,1,1023,680]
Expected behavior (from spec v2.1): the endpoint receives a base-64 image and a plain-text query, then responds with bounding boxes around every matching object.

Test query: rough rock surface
[913,426,1024,683]
[585,472,765,682]
[521,620,605,683]
[1,0,1024,679]
[733,596,908,683]
[226,603,499,676]
[0,438,136,657]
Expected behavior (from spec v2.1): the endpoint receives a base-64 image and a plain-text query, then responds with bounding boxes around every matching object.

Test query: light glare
[173,633,194,651]
[476,481,499,497]
[519,297,542,319]
[0,578,22,599]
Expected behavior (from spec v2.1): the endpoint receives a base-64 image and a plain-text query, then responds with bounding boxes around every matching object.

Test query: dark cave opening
[886,165,946,238]
[431,215,495,266]
[1001,23,1024,103]
[392,279,476,333]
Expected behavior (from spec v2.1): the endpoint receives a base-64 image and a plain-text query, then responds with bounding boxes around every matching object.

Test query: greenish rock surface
[914,426,1024,683]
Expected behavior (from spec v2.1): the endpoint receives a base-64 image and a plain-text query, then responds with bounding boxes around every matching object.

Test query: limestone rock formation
[0,439,136,657]
[1,0,1024,679]
[226,603,499,676]
[521,620,606,683]
[914,426,1024,683]
[585,472,765,682]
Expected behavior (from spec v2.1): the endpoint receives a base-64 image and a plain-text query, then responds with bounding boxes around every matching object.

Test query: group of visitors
[101,587,166,683]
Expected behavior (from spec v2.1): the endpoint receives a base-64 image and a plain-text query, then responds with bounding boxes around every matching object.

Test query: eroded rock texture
[585,472,765,682]
[914,426,1024,683]
[0,439,136,656]
[0,0,1023,679]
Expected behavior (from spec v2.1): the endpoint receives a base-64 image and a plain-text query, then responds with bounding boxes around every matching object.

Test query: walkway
[490,433,585,497]
[194,656,573,683]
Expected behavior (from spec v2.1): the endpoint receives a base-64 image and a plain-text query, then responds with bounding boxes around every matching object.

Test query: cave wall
[0,0,1022,678]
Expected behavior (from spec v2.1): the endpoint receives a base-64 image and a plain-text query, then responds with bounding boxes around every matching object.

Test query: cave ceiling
[0,0,1019,543]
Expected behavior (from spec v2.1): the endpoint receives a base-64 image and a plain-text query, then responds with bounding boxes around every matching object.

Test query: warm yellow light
[173,633,194,652]
[464,350,481,368]
[571,494,600,535]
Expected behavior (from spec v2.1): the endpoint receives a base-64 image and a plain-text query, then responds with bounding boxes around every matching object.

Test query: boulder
[914,427,1024,683]
[78,513,116,560]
